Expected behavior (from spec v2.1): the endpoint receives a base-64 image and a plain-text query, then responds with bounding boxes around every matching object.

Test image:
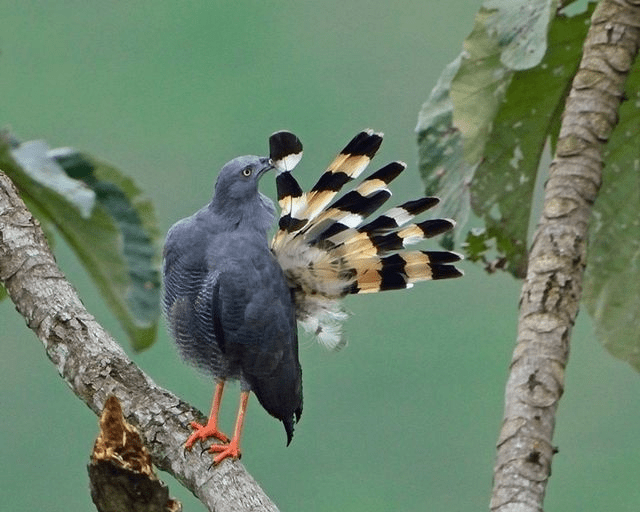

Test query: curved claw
[184,420,230,450]
[209,437,242,465]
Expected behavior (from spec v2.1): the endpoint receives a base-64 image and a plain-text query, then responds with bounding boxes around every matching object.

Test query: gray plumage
[162,155,303,444]
[163,130,463,461]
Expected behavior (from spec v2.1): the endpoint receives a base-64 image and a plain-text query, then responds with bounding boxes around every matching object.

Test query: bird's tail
[269,130,463,350]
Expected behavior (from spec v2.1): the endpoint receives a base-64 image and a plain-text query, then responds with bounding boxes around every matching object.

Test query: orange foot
[184,421,230,450]
[209,437,241,465]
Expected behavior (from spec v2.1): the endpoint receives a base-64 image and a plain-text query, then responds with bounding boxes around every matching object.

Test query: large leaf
[416,55,468,252]
[582,65,640,370]
[468,5,592,276]
[418,0,640,372]
[417,0,593,277]
[0,133,160,351]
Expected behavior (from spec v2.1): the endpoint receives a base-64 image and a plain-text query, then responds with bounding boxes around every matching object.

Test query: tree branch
[0,169,279,512]
[491,1,640,510]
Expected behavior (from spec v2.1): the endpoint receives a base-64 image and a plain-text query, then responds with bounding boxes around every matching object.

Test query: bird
[162,129,462,465]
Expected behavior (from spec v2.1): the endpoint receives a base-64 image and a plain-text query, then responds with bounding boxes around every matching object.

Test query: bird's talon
[209,440,242,465]
[184,421,230,450]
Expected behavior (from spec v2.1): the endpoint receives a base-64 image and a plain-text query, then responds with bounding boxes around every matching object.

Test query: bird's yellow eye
[242,167,252,177]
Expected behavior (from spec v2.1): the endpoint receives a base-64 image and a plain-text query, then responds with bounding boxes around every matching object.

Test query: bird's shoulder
[163,207,225,266]
[164,206,277,279]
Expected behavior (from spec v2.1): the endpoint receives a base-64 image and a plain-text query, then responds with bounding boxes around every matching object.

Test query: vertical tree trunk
[491,1,640,510]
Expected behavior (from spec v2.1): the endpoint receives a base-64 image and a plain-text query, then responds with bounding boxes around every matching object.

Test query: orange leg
[185,380,230,449]
[209,390,250,465]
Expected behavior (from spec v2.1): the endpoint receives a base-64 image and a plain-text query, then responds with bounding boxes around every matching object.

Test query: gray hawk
[162,130,462,464]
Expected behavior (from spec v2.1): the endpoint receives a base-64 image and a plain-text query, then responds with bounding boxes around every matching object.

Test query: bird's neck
[209,194,275,234]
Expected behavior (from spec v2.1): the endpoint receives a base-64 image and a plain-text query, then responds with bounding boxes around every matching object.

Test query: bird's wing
[269,130,463,350]
[215,252,302,436]
[163,227,225,375]
[215,254,293,378]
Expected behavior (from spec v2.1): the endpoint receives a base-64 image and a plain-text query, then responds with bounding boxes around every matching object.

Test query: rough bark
[491,1,640,511]
[89,396,182,512]
[0,169,279,512]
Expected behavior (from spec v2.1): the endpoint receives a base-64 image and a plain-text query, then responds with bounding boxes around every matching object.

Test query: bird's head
[214,155,274,202]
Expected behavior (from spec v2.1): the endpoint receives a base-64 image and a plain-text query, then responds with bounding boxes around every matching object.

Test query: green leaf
[418,0,640,371]
[417,1,593,277]
[452,0,556,164]
[416,55,472,251]
[0,133,160,351]
[464,227,519,274]
[470,6,591,277]
[484,0,555,70]
[417,0,558,244]
[582,65,640,371]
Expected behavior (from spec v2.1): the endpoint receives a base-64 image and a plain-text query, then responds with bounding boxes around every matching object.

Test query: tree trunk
[491,1,640,510]
[0,169,279,512]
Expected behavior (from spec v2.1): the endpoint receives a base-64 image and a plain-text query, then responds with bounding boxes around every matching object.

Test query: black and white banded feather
[269,130,463,350]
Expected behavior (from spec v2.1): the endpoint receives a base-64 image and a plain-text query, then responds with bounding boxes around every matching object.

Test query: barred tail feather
[303,161,406,243]
[270,130,305,242]
[358,196,440,233]
[276,130,383,238]
[270,130,303,175]
[305,131,382,219]
[269,129,463,350]
[347,250,463,294]
[323,218,456,257]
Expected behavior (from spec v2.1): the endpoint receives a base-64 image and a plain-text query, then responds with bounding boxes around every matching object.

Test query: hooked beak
[257,157,275,177]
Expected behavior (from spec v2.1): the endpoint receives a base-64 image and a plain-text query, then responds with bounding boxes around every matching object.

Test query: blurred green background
[2,2,640,511]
